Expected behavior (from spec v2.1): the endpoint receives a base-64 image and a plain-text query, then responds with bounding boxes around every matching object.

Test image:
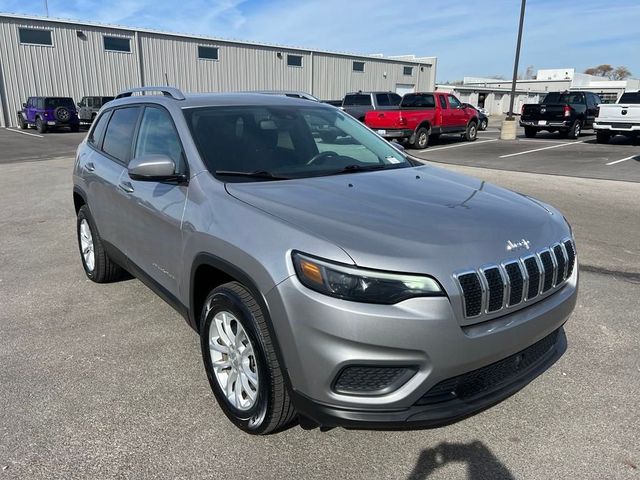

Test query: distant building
[0,13,437,127]
[438,68,640,115]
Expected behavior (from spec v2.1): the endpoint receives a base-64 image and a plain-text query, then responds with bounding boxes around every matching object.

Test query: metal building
[0,13,437,127]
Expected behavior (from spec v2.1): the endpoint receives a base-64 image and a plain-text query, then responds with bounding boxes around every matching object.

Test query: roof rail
[115,86,186,101]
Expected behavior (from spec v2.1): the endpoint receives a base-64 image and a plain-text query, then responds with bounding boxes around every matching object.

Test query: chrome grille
[456,239,575,319]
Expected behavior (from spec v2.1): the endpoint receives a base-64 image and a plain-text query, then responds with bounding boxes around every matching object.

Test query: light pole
[43,0,49,17]
[501,0,527,139]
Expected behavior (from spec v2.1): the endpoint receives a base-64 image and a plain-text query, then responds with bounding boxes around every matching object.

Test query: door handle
[85,162,95,172]
[118,181,134,193]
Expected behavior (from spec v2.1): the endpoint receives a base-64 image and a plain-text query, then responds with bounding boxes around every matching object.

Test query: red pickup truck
[364,92,479,149]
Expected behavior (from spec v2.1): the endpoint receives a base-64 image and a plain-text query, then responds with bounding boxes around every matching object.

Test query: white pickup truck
[594,91,640,143]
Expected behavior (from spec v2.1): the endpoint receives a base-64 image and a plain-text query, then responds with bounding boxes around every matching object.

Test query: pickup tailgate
[521,103,568,123]
[596,104,640,126]
[364,109,402,129]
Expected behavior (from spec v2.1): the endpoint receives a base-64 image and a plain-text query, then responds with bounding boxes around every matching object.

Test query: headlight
[292,251,444,304]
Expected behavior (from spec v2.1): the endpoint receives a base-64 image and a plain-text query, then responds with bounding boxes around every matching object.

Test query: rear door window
[102,107,142,163]
[439,95,447,109]
[343,94,372,106]
[376,94,391,106]
[88,110,112,148]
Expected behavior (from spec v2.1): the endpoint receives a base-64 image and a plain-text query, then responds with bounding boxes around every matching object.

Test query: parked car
[364,92,479,148]
[462,103,488,130]
[520,91,601,138]
[77,96,115,123]
[73,86,577,435]
[17,96,80,133]
[593,90,640,143]
[341,91,402,121]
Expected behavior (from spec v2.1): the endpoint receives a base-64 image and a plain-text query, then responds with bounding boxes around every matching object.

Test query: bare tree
[584,64,614,78]
[612,66,632,80]
[524,65,535,79]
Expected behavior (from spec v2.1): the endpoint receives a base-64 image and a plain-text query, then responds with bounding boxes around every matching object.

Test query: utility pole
[43,0,49,17]
[501,0,527,139]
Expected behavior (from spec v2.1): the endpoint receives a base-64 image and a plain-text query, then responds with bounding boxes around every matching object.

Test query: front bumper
[265,267,577,427]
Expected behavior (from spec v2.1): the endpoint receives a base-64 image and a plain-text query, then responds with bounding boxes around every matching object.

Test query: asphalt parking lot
[410,118,640,183]
[1,125,639,479]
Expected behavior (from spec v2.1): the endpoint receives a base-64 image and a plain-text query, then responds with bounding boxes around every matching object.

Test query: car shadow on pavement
[407,441,514,480]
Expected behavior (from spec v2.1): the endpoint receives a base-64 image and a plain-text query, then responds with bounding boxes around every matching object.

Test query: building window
[198,46,219,60]
[103,36,131,53]
[287,54,303,67]
[353,61,365,72]
[19,28,53,46]
[403,66,413,76]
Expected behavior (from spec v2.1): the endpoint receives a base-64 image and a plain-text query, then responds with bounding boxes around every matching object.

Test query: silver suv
[73,87,578,435]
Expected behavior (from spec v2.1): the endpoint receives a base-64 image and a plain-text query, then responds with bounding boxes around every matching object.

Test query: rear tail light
[595,106,600,117]
[563,105,571,117]
[521,105,525,115]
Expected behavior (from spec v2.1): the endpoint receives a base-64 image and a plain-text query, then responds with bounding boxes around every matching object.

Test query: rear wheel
[596,131,611,144]
[464,121,478,141]
[524,127,537,138]
[568,120,582,139]
[412,127,430,149]
[200,282,296,435]
[76,205,124,283]
[36,117,47,134]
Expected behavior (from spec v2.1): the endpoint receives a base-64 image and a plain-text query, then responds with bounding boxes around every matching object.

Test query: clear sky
[2,0,639,82]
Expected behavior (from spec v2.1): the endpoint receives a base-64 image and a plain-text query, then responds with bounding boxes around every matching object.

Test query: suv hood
[226,165,570,275]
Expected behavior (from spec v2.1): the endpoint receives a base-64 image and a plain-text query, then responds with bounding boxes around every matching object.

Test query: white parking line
[6,128,43,138]
[499,141,583,158]
[606,155,638,166]
[419,139,498,153]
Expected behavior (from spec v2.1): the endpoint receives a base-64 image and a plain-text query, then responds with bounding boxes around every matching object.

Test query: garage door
[395,84,415,96]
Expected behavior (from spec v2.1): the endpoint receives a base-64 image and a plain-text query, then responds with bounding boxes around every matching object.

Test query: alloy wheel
[79,219,95,272]
[209,311,259,411]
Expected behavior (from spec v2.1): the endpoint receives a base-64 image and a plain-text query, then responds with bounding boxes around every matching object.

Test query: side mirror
[128,154,185,182]
[390,140,405,152]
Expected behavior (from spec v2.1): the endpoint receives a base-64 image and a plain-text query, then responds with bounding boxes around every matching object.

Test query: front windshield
[183,105,412,181]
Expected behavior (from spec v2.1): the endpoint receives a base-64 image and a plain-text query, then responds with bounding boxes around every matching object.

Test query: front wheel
[479,118,488,130]
[200,282,296,435]
[464,121,478,141]
[18,114,28,130]
[36,117,47,134]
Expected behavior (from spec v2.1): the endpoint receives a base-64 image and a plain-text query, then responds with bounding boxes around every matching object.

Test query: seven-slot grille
[456,239,575,318]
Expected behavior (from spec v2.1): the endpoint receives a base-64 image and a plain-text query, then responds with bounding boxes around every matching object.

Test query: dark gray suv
[73,87,577,434]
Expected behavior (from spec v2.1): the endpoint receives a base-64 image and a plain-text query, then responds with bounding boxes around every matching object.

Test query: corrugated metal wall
[0,15,436,127]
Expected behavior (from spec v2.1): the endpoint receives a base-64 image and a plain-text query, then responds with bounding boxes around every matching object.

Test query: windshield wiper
[329,163,405,175]
[215,170,290,180]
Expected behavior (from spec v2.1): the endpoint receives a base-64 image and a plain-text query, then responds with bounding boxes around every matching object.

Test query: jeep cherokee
[73,87,578,434]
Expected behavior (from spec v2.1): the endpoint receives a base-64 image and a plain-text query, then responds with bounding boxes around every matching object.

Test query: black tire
[412,127,430,149]
[36,117,47,134]
[464,121,478,141]
[17,114,28,130]
[596,131,611,144]
[70,124,80,133]
[76,205,124,283]
[479,118,488,131]
[524,127,537,138]
[568,120,582,139]
[200,282,296,435]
